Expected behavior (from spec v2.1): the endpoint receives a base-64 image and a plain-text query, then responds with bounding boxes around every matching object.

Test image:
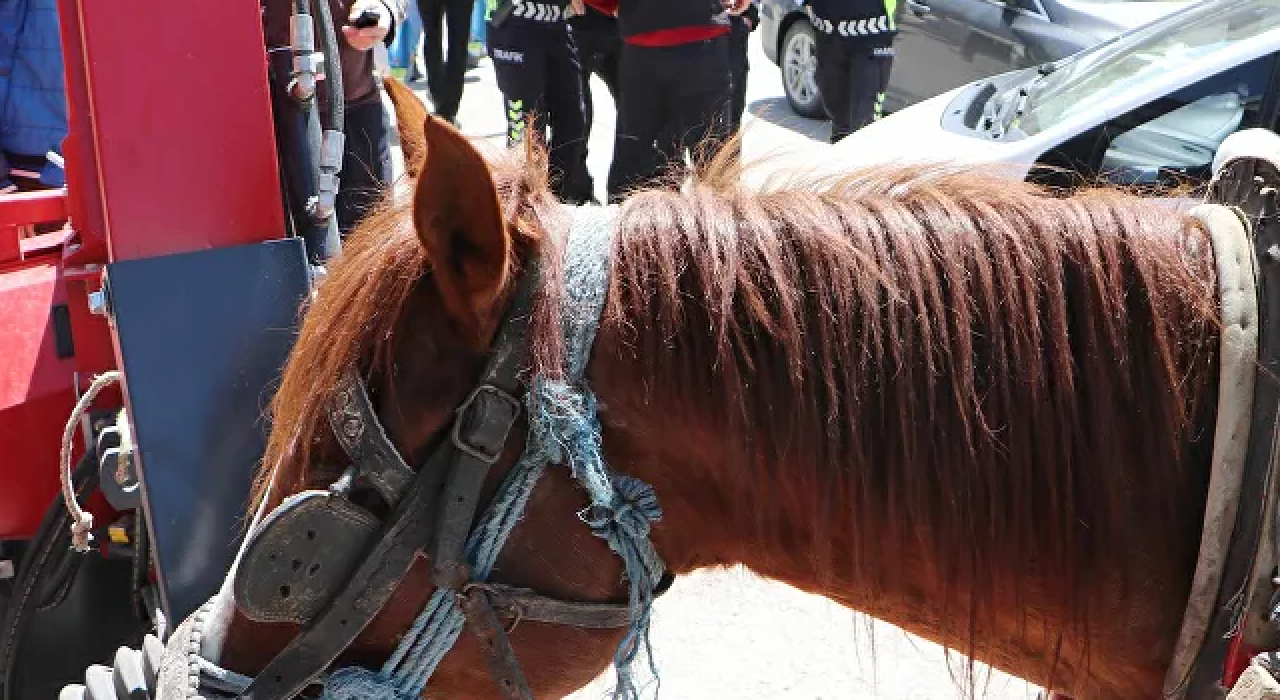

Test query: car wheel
[781,21,824,119]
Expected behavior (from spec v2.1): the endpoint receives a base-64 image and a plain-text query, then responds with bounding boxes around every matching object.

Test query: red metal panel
[0,190,69,263]
[0,190,67,228]
[1224,634,1263,691]
[57,0,285,262]
[0,252,77,538]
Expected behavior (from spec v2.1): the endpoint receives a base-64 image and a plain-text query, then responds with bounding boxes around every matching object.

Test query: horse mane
[592,157,1222,669]
[257,134,1222,681]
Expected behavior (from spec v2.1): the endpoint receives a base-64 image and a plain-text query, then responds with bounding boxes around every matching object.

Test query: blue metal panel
[103,238,310,625]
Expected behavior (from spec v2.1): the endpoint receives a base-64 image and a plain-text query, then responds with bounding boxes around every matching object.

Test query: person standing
[0,0,67,195]
[566,0,619,201]
[804,0,898,143]
[569,1,620,119]
[485,0,594,204]
[586,0,750,203]
[390,0,425,81]
[470,0,489,64]
[264,0,408,237]
[419,0,476,125]
[728,0,759,133]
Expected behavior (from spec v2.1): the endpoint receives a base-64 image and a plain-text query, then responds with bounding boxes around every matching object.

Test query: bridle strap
[327,370,415,505]
[460,589,537,700]
[473,576,674,630]
[235,264,541,700]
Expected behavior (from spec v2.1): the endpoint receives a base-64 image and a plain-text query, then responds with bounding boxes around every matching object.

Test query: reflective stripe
[510,1,564,21]
[805,7,892,36]
[883,0,898,29]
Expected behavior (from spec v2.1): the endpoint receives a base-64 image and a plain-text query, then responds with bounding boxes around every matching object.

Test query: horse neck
[569,186,1221,696]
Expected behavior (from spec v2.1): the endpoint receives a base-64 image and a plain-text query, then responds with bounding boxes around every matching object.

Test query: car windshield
[1014,0,1280,136]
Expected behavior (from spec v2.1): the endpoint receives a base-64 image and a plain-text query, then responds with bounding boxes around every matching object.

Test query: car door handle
[906,0,931,16]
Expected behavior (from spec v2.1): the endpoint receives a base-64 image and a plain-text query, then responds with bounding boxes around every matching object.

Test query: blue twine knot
[324,667,415,700]
[580,475,663,540]
[526,378,602,470]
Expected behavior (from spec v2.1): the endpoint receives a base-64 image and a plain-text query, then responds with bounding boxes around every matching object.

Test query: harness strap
[431,390,526,589]
[473,576,674,629]
[459,589,536,700]
[327,374,415,505]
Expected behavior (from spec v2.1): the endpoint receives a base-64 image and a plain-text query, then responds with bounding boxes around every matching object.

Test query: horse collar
[177,205,666,700]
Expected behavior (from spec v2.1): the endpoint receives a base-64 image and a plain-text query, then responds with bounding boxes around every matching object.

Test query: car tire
[780,21,825,119]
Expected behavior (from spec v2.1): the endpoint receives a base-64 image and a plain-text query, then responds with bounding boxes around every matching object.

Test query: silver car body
[753,0,1280,185]
[760,0,1192,116]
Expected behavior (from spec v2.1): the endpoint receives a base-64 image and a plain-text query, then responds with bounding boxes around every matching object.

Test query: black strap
[328,374,414,505]
[458,571,676,699]
[431,264,540,590]
[237,265,540,700]
[471,583,641,629]
[459,589,536,700]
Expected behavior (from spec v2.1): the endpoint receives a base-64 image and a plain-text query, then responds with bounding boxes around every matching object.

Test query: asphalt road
[385,35,1042,700]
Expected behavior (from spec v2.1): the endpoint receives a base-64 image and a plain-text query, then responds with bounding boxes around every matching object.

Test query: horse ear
[412,115,510,337]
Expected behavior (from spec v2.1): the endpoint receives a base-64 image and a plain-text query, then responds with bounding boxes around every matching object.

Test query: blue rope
[323,205,666,700]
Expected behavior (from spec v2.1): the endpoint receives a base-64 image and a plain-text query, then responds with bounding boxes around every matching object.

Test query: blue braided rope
[323,205,666,700]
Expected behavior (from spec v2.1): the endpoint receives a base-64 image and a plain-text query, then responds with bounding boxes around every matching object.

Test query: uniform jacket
[262,0,409,105]
[0,0,67,186]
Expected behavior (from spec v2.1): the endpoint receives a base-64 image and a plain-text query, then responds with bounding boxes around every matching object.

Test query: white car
[762,0,1280,191]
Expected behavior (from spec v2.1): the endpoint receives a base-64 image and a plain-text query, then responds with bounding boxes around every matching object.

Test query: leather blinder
[233,491,381,624]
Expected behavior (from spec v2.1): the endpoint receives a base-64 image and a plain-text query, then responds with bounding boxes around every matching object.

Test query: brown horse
[214,80,1224,699]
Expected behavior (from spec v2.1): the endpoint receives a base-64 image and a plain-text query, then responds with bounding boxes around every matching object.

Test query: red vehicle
[0,1,338,697]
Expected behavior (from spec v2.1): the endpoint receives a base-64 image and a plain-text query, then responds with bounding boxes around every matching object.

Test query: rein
[163,205,672,700]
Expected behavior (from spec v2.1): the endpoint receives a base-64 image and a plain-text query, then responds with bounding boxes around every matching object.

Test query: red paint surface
[1224,633,1263,691]
[0,191,67,263]
[56,0,284,262]
[0,190,67,230]
[0,251,77,538]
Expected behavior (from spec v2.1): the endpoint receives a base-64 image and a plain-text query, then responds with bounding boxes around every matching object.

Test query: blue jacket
[0,0,67,187]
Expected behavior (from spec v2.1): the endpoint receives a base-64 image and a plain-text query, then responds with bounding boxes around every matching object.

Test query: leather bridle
[227,257,671,700]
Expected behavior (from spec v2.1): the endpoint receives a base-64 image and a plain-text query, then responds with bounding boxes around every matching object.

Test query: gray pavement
[384,37,1043,700]
[565,568,1041,700]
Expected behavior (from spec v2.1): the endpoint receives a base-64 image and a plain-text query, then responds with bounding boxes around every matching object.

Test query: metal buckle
[451,385,522,465]
[460,583,525,633]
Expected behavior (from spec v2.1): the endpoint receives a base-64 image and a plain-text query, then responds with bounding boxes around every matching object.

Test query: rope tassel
[580,476,663,541]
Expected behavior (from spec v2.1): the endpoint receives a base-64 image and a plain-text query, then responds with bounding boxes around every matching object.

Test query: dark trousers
[606,37,732,203]
[337,97,394,235]
[728,20,750,132]
[488,19,593,204]
[572,17,620,133]
[815,32,894,143]
[419,0,475,121]
[570,15,620,202]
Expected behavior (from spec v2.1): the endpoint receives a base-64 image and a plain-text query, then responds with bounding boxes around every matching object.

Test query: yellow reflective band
[108,525,130,544]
